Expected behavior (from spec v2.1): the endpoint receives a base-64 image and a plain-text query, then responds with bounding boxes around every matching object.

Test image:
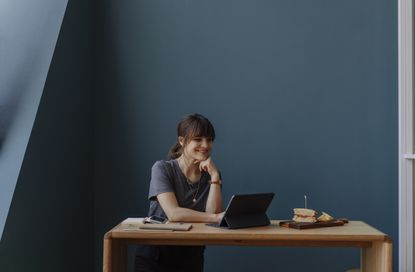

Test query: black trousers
[135,245,204,272]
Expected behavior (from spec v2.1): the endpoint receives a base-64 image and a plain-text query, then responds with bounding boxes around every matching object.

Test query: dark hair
[168,113,216,159]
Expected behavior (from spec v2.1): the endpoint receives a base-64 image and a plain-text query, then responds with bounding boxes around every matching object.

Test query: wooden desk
[103,220,392,272]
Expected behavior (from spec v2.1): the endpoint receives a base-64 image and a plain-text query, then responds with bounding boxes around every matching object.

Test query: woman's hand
[197,157,220,181]
[215,211,225,223]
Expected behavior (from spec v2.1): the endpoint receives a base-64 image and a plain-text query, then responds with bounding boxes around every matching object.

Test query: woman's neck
[177,155,200,181]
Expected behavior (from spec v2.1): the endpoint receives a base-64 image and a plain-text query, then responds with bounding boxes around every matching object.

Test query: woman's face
[181,136,213,162]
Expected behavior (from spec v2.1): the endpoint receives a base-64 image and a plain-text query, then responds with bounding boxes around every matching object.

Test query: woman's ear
[178,136,184,146]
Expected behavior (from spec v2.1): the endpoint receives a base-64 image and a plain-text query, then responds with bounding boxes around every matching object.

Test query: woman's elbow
[165,207,181,222]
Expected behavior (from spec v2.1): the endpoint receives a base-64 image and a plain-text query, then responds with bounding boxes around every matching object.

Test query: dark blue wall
[94,1,398,272]
[0,0,397,272]
[0,0,94,271]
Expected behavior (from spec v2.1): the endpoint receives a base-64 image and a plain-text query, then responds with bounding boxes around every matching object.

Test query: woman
[135,113,224,272]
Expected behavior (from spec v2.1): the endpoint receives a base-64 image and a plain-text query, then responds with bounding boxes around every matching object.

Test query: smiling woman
[135,113,224,272]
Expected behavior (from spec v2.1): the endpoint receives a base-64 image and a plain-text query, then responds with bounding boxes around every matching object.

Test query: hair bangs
[185,117,215,141]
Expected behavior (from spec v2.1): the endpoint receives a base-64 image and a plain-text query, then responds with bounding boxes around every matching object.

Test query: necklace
[178,157,201,203]
[186,179,200,203]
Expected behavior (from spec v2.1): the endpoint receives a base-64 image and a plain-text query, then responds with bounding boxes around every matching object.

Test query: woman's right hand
[215,212,225,223]
[198,157,220,182]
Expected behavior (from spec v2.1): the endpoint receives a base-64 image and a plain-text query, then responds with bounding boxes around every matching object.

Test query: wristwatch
[209,179,222,185]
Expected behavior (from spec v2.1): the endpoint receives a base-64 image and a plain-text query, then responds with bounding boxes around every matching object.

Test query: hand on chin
[193,155,209,165]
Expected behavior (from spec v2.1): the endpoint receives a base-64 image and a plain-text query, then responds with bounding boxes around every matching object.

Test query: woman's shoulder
[151,160,177,180]
[152,159,176,170]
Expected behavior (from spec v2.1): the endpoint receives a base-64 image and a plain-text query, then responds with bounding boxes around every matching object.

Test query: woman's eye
[193,137,212,143]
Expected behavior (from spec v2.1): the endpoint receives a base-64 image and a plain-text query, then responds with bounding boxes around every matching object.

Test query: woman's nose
[200,139,209,147]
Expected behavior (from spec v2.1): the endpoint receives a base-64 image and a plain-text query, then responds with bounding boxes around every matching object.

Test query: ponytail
[168,142,182,159]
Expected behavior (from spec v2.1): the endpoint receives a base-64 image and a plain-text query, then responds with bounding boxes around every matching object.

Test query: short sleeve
[148,161,175,201]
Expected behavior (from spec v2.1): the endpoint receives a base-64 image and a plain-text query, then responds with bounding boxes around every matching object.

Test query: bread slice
[293,208,316,217]
[293,215,317,223]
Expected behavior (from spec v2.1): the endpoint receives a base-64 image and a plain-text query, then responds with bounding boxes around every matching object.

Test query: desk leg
[361,240,392,272]
[103,237,128,272]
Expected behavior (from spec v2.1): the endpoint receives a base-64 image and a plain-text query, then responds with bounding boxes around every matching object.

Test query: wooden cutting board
[279,218,348,229]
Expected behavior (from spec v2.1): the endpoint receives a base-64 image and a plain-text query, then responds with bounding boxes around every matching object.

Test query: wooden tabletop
[105,220,390,248]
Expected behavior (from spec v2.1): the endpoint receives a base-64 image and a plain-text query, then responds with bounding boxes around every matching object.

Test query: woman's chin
[195,154,209,161]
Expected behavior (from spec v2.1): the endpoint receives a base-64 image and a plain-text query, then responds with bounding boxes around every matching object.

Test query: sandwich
[293,208,317,223]
[317,211,334,222]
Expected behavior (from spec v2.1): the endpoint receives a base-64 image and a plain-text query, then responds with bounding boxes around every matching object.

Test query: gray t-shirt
[148,159,212,218]
[136,159,219,261]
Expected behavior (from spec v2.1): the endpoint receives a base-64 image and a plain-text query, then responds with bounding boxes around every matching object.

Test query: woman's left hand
[197,157,220,181]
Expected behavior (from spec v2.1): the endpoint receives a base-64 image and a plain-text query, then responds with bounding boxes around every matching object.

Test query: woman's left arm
[199,158,223,213]
[205,180,223,213]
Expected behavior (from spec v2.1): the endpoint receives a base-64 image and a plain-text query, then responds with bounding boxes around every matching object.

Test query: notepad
[121,218,192,231]
[139,223,192,231]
